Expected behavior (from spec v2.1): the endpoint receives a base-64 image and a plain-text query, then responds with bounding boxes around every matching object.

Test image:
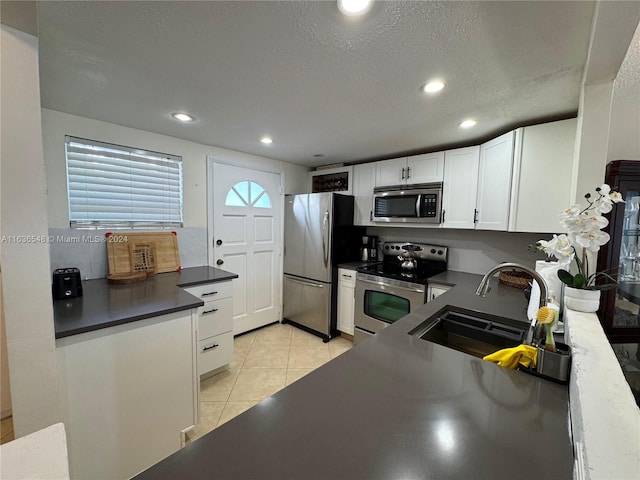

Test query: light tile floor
[187,322,353,442]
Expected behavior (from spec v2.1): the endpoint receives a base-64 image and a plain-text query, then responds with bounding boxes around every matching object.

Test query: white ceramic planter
[564,286,601,313]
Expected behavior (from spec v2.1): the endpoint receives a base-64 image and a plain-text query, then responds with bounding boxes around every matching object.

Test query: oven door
[354,273,426,343]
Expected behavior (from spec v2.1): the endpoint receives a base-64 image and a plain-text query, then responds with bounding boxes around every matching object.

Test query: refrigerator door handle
[285,277,325,289]
[322,210,329,268]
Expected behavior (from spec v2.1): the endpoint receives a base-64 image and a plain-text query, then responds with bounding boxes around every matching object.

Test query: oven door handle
[357,277,425,294]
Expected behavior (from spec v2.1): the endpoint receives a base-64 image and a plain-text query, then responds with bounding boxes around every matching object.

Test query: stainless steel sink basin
[410,308,528,359]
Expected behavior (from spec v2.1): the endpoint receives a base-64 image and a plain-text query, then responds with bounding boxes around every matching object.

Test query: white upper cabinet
[508,118,577,233]
[406,152,445,184]
[353,163,376,226]
[442,146,480,229]
[475,131,516,231]
[375,152,444,187]
[375,157,407,187]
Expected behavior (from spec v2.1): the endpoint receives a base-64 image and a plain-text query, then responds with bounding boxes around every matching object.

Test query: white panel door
[476,131,515,231]
[442,146,480,229]
[211,163,282,335]
[406,152,445,185]
[375,157,407,187]
[353,163,376,226]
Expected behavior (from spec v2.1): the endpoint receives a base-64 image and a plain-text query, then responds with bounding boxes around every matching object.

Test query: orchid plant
[537,184,625,290]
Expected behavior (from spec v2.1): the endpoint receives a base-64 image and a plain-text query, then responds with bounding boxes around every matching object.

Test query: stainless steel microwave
[372,183,443,223]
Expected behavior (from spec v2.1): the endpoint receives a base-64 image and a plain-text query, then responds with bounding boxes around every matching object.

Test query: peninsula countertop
[134,270,573,480]
[53,266,238,339]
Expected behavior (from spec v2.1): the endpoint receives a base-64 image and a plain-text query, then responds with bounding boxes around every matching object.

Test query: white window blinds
[66,136,183,228]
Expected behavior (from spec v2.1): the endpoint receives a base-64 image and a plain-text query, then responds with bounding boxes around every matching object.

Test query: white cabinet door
[428,285,450,301]
[375,157,407,187]
[406,152,445,185]
[509,118,577,233]
[353,163,376,226]
[337,268,356,336]
[476,131,515,231]
[442,146,480,229]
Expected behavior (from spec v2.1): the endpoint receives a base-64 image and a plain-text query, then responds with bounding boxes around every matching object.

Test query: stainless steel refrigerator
[283,193,363,341]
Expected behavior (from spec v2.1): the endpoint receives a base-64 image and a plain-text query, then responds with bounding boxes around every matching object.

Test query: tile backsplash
[48,227,208,279]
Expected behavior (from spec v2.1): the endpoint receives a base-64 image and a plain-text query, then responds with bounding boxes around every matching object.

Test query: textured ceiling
[37,1,598,167]
[615,20,640,98]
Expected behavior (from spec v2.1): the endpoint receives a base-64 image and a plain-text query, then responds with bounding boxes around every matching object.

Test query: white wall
[608,91,640,162]
[42,109,309,229]
[572,81,614,204]
[41,109,309,278]
[0,25,61,437]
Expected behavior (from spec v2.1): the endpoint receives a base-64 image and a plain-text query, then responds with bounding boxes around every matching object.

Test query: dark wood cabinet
[597,160,640,342]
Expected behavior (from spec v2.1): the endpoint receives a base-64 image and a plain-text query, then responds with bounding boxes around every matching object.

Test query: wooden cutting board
[106,231,181,275]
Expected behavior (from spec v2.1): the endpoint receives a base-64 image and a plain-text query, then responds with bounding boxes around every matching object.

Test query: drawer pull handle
[342,274,353,278]
[202,308,219,315]
[202,343,219,352]
[202,291,218,297]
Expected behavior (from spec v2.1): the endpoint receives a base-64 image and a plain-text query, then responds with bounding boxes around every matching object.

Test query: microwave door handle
[416,194,421,218]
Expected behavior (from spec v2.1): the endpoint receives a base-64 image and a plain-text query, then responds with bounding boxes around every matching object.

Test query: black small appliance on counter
[52,267,83,300]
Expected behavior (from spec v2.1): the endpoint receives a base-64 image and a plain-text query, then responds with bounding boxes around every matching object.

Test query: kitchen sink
[410,308,529,359]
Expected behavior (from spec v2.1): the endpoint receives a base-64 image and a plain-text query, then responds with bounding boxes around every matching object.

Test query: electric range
[353,242,448,344]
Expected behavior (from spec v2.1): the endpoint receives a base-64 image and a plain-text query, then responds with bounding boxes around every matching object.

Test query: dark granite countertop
[135,271,573,480]
[53,266,237,339]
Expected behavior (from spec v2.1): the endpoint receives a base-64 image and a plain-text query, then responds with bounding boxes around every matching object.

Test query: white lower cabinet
[56,310,198,480]
[198,331,234,374]
[428,284,450,301]
[183,280,234,376]
[337,268,356,335]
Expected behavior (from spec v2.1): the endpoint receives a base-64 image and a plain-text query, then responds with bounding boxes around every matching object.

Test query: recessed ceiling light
[337,0,373,16]
[422,81,445,94]
[260,136,273,145]
[459,119,477,129]
[171,112,195,122]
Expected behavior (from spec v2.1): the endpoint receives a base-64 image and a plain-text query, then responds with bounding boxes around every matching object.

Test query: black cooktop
[356,241,448,285]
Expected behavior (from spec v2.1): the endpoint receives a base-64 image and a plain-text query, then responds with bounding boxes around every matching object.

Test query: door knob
[216,239,223,246]
[216,259,224,266]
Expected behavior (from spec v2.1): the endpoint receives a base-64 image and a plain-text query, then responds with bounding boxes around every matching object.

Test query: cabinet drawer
[198,297,233,339]
[338,268,356,287]
[184,280,233,301]
[198,331,233,376]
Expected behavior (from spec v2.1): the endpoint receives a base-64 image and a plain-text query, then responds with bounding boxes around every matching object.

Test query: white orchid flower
[574,229,610,252]
[559,205,581,221]
[538,185,625,288]
[561,213,608,232]
[609,191,624,203]
[594,184,625,214]
[538,234,574,266]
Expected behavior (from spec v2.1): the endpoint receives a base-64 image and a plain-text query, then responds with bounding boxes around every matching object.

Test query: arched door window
[225,181,272,208]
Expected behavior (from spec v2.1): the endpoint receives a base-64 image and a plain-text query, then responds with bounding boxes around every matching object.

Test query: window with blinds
[65,136,183,228]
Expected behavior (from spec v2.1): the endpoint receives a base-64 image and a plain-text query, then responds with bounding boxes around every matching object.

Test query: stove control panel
[381,242,448,262]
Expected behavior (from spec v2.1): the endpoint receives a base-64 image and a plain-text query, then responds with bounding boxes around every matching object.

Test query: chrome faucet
[476,263,549,346]
[476,263,548,308]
